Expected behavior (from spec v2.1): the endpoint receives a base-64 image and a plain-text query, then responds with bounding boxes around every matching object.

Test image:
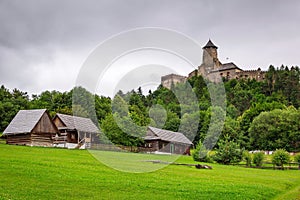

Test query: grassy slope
[0,144,299,200]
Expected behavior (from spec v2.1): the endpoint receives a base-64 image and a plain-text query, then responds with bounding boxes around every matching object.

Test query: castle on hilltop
[161,40,266,88]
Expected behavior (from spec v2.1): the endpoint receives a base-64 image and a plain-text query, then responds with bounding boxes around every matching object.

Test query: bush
[295,154,300,170]
[213,137,243,165]
[192,144,201,161]
[243,151,252,167]
[295,154,300,163]
[272,149,290,170]
[192,142,213,163]
[253,152,264,167]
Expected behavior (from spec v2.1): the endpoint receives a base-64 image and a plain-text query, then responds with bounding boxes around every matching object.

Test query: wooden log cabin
[2,109,58,146]
[52,113,100,149]
[143,126,193,155]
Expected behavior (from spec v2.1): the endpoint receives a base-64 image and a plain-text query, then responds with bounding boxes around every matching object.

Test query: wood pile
[145,160,212,169]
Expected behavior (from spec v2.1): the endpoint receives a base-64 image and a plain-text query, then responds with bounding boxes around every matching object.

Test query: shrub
[253,152,264,167]
[295,154,300,163]
[243,151,252,167]
[213,137,243,165]
[192,142,213,163]
[295,154,300,170]
[192,144,201,161]
[272,149,290,170]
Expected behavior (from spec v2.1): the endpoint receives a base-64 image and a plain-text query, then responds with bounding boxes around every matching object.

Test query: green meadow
[0,143,299,200]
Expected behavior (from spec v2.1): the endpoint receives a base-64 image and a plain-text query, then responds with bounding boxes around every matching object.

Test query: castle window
[220,73,223,76]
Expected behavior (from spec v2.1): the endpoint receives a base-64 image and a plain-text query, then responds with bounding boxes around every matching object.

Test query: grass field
[0,143,299,200]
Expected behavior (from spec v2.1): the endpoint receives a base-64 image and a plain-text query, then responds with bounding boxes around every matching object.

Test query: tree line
[0,65,300,152]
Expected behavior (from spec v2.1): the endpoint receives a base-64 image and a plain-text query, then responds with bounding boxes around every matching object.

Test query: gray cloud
[0,0,300,95]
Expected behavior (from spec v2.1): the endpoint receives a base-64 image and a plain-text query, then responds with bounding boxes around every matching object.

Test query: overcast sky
[1,0,300,96]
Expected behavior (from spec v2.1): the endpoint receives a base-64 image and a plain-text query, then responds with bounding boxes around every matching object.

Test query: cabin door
[170,144,174,154]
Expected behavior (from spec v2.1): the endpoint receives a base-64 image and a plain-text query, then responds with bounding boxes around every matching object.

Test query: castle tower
[203,39,218,61]
[199,39,221,75]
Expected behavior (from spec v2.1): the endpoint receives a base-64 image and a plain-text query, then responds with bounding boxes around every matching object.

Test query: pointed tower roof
[203,39,218,49]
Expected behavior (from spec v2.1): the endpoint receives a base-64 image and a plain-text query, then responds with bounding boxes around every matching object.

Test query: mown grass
[0,144,299,200]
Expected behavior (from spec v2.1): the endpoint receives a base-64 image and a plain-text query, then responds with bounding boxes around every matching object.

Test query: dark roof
[145,126,193,145]
[210,62,243,72]
[55,113,99,133]
[203,39,218,49]
[3,109,47,135]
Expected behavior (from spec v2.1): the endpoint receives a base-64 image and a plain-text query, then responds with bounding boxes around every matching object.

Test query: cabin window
[145,143,152,148]
[71,133,75,140]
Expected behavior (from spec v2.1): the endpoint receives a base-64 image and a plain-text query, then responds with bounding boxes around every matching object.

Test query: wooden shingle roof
[3,109,47,135]
[145,126,193,145]
[55,113,100,133]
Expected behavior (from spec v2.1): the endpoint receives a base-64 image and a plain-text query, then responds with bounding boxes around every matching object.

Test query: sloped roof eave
[55,113,100,134]
[3,132,30,136]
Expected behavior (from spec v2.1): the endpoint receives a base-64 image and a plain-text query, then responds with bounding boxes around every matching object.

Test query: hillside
[1,65,300,151]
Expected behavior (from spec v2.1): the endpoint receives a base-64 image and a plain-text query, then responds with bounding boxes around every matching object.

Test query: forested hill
[1,65,300,151]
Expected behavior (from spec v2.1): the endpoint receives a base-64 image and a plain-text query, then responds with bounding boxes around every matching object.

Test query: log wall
[31,133,53,147]
[6,134,31,145]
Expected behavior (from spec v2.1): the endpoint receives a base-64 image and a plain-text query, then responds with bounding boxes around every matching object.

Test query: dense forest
[1,65,300,152]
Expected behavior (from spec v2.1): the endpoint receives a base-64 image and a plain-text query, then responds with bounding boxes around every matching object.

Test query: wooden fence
[90,143,155,153]
[232,162,300,170]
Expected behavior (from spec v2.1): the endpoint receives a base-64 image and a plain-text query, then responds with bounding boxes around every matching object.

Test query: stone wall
[236,68,266,81]
[161,74,187,89]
